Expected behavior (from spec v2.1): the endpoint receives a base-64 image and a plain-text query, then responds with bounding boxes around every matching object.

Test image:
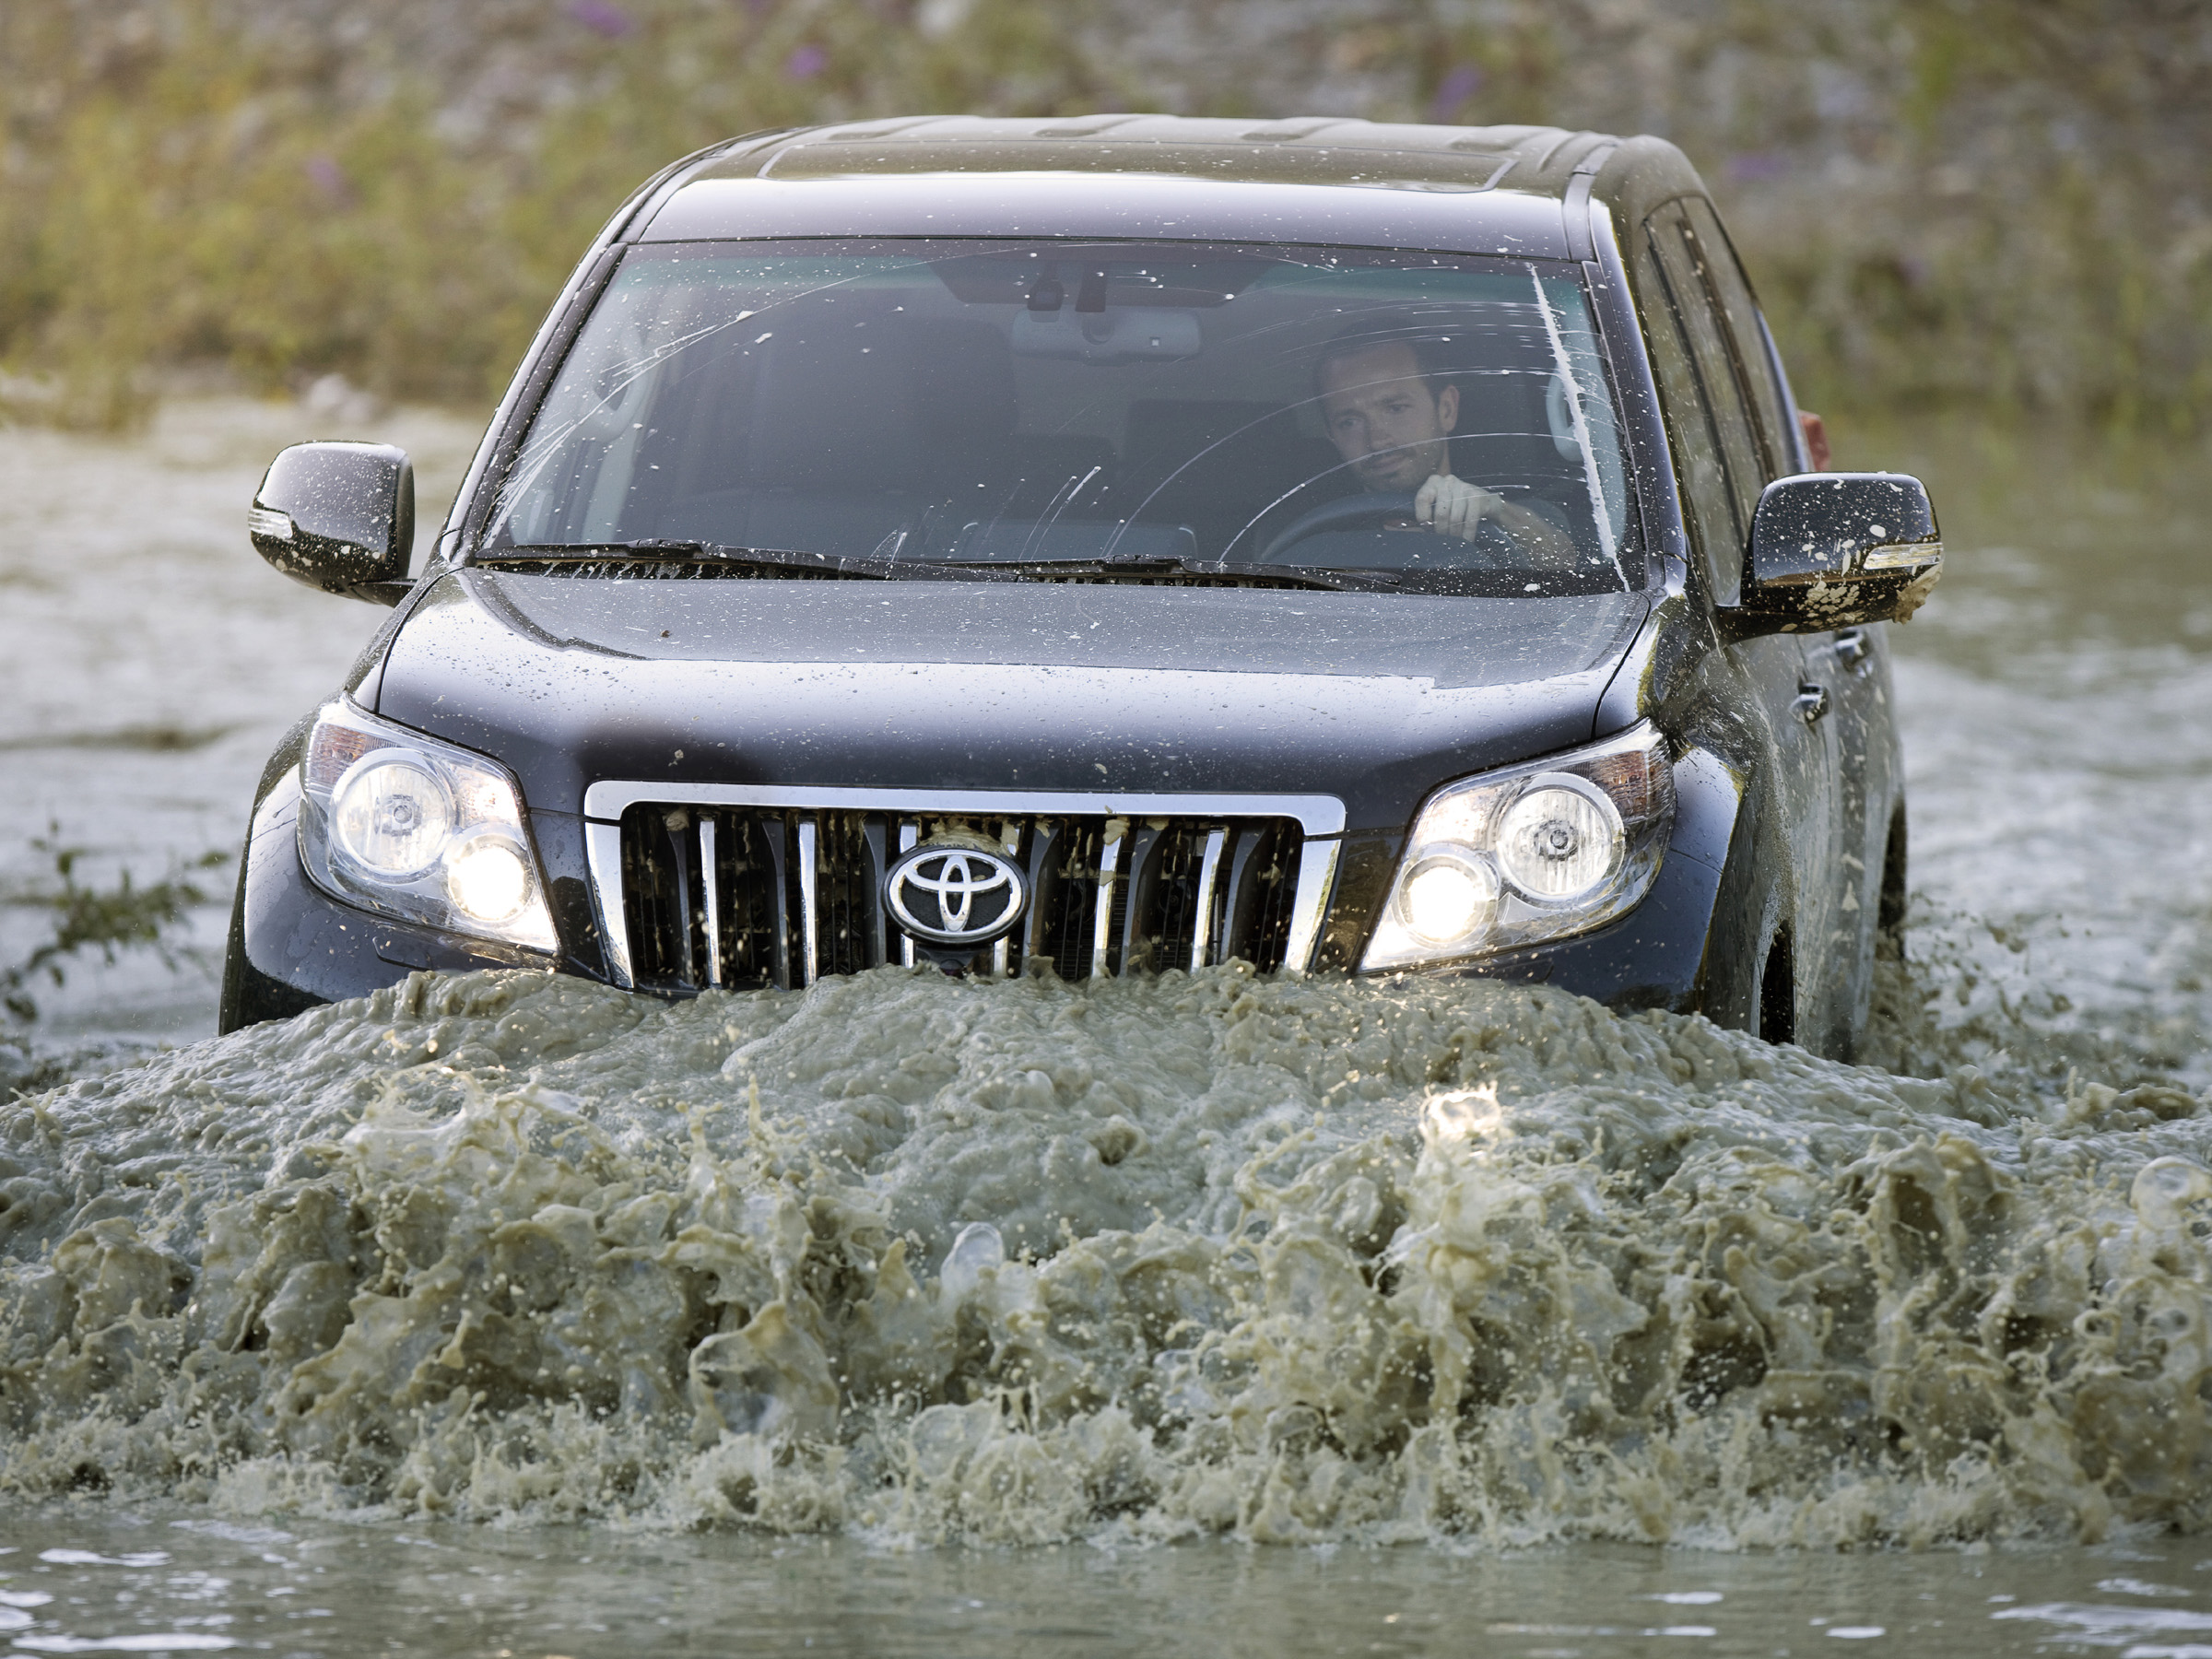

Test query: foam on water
[3,962,2206,1548]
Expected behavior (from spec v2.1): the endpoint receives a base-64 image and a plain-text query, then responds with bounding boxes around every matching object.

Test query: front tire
[1877,799,1909,956]
[1755,927,1796,1047]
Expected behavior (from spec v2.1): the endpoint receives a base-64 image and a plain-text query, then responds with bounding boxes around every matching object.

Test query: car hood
[372,571,1648,831]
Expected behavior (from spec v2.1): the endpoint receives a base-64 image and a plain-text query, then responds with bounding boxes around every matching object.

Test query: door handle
[1794,683,1830,724]
[1833,629,1871,670]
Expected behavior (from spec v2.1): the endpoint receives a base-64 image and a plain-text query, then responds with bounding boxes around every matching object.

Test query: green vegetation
[2,830,228,1024]
[1,1,2204,432]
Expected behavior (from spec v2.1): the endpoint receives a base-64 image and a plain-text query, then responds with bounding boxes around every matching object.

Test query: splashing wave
[2,965,2206,1547]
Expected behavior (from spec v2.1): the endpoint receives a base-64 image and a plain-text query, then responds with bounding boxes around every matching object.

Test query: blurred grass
[2,829,227,1025]
[0,1,1031,423]
[1,0,2205,433]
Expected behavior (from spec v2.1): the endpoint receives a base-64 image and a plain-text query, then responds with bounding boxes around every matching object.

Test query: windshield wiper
[477,540,910,579]
[477,541,1405,593]
[965,553,1404,593]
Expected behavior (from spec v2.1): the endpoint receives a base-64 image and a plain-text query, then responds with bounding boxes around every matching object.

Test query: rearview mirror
[1723,472,1942,640]
[248,441,415,606]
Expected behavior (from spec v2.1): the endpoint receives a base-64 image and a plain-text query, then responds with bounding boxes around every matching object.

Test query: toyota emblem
[884,843,1029,947]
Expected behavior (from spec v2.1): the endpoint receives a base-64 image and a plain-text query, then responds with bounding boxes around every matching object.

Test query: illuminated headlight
[297,700,558,954]
[1362,724,1674,972]
[1399,850,1500,945]
[445,837,532,924]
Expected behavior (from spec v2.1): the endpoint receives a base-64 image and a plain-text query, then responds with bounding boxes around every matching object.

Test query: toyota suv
[220,116,1940,1058]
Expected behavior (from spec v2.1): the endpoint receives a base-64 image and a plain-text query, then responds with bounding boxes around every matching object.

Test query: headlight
[445,837,533,924]
[297,700,558,954]
[1400,849,1500,945]
[331,752,453,877]
[1361,724,1674,972]
[1494,777,1622,901]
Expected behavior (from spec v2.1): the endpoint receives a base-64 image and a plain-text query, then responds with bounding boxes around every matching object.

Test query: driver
[1315,331,1580,567]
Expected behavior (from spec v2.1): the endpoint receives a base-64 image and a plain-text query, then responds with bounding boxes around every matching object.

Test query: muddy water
[1873,425,2212,1093]
[3,406,2211,1653]
[0,397,483,1054]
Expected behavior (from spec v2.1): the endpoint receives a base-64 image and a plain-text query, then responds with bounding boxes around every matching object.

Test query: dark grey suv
[222,116,1939,1058]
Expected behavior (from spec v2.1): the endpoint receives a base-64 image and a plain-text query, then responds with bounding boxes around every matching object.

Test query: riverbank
[2,1,2206,431]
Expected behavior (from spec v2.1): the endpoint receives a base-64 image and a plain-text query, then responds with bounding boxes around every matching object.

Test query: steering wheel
[1256,490,1517,566]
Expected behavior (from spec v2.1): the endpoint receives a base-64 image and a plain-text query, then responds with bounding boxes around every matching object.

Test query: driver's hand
[1414,473,1497,543]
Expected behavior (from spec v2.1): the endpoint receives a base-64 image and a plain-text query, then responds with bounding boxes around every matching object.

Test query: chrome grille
[582,785,1343,992]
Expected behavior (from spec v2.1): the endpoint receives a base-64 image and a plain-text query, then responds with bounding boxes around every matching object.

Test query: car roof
[629,115,1709,262]
[729,115,1610,193]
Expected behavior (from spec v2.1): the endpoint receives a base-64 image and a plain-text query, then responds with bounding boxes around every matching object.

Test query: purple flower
[1726,152,1789,182]
[1428,64,1483,122]
[783,43,826,80]
[303,155,351,205]
[570,1,634,40]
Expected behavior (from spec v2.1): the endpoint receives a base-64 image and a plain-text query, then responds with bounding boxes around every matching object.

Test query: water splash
[1,963,2205,1547]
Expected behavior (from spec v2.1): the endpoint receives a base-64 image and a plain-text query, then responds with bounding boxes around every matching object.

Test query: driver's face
[1317,343,1459,491]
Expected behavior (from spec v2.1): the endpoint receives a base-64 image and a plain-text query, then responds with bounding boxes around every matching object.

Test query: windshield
[487,240,1639,595]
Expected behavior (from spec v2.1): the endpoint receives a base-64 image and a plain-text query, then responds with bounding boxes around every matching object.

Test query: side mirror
[1723,472,1942,640]
[248,441,415,606]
